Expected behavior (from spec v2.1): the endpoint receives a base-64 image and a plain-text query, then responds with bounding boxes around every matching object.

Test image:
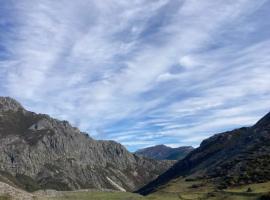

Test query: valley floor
[1,181,270,200]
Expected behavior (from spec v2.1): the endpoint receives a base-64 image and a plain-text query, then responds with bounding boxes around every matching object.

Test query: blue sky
[0,0,270,151]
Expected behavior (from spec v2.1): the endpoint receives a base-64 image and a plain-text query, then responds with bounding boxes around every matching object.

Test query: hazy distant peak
[135,144,194,160]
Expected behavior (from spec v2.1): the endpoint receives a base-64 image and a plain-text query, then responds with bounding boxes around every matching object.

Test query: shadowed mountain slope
[137,111,270,195]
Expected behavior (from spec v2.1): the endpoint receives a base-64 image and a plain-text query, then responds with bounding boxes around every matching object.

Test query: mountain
[0,97,173,192]
[135,145,194,160]
[137,111,270,195]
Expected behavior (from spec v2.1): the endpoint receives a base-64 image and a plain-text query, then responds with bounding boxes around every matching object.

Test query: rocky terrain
[0,181,34,200]
[138,111,270,195]
[0,97,173,192]
[135,145,193,160]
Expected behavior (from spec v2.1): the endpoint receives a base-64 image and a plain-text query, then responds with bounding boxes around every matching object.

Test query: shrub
[259,193,270,200]
[15,174,41,192]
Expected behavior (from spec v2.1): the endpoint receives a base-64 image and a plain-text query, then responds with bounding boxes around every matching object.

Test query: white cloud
[0,0,269,150]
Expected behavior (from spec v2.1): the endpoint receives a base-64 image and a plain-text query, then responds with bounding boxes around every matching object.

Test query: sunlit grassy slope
[36,180,270,200]
[146,177,270,200]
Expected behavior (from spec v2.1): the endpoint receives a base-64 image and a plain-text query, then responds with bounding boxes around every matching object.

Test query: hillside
[135,145,194,160]
[137,111,270,195]
[0,97,173,192]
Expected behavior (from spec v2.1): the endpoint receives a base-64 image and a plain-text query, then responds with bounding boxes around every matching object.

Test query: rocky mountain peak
[0,97,173,192]
[0,97,24,112]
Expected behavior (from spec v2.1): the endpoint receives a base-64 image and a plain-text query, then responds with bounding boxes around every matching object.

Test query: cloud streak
[0,0,270,151]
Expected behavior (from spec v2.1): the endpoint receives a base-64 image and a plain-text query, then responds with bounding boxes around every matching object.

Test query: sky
[0,0,270,151]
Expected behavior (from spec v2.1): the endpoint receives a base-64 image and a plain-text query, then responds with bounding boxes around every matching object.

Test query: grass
[30,180,270,200]
[225,181,270,193]
[0,195,11,200]
[37,191,143,200]
[37,191,184,200]
[140,178,270,200]
[35,190,265,200]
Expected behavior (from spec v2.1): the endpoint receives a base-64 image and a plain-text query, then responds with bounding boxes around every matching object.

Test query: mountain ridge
[0,97,173,192]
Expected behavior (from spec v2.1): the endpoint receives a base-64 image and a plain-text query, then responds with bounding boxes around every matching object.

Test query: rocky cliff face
[0,97,172,192]
[138,111,270,195]
[135,145,194,160]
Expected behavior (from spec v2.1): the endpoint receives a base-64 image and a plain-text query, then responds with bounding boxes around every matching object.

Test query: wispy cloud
[0,0,270,151]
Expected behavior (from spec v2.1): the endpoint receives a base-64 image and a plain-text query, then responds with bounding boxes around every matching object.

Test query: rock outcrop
[0,97,172,192]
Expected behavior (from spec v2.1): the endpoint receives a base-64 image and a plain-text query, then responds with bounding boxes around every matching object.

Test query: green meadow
[34,180,270,200]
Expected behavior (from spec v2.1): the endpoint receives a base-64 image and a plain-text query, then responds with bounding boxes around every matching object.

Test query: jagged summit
[0,96,85,140]
[0,97,24,112]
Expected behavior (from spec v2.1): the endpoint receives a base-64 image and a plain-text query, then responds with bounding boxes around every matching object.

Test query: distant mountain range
[0,97,173,192]
[135,145,194,160]
[138,111,270,195]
